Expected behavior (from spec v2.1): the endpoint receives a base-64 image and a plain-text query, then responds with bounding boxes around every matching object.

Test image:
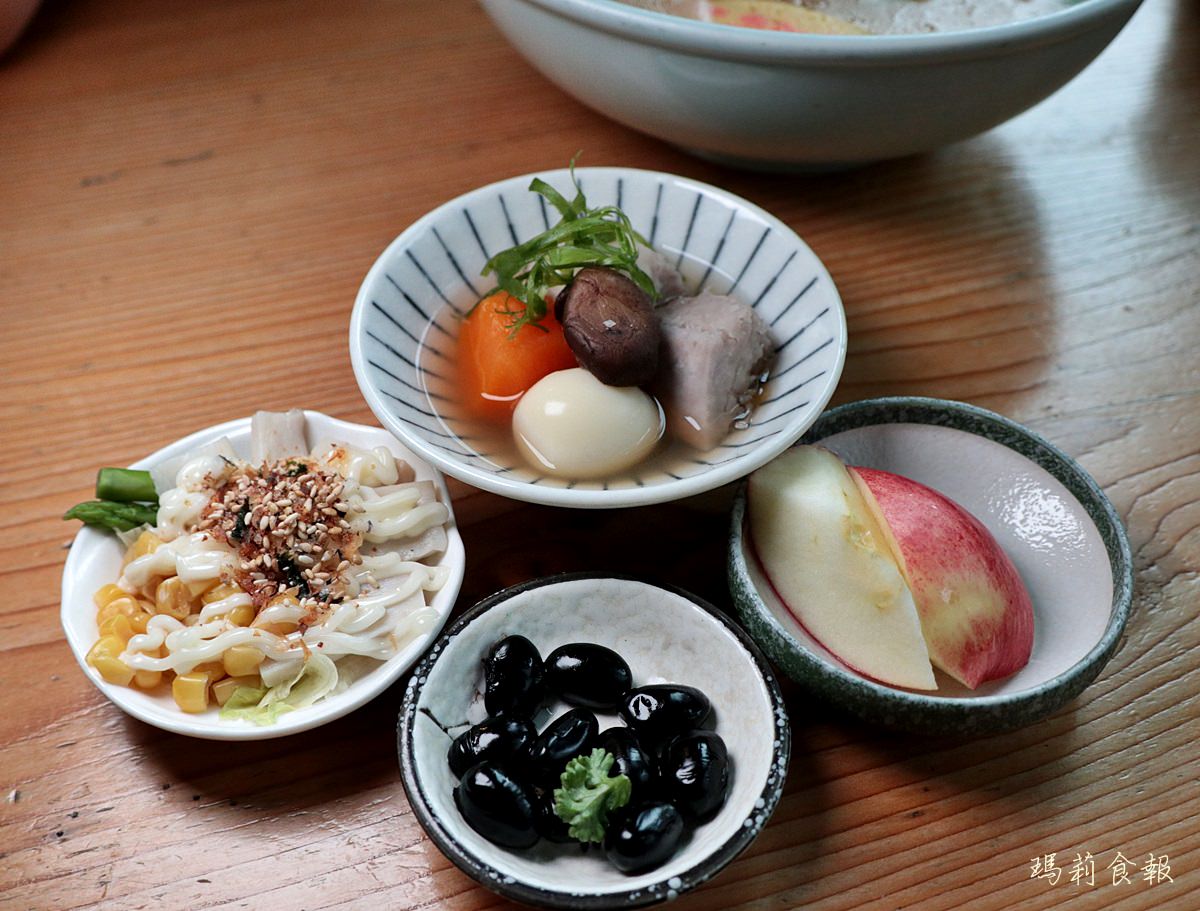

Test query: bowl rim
[349,165,847,509]
[507,0,1146,64]
[727,395,1134,732]
[396,572,792,909]
[59,410,466,741]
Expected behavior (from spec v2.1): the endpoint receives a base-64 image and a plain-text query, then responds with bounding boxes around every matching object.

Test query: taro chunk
[654,293,773,450]
[636,245,686,301]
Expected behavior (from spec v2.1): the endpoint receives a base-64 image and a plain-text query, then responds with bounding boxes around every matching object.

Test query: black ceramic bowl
[398,574,790,908]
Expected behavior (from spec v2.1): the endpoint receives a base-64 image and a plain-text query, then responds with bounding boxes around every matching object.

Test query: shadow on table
[699,142,1059,413]
[1141,0,1200,214]
[120,683,409,813]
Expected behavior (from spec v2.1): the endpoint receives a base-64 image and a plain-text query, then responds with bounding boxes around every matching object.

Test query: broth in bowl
[413,186,777,484]
[350,166,847,507]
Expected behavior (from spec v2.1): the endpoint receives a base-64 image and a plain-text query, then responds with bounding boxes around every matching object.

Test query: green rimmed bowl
[728,396,1133,734]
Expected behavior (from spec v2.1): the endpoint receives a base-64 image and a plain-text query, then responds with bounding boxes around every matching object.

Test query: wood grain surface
[1,0,1197,908]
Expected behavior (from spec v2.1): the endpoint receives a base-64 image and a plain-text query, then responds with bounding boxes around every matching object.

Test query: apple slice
[748,446,937,690]
[850,467,1034,689]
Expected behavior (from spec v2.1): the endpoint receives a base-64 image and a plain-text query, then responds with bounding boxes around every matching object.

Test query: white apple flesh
[850,466,1034,689]
[748,446,937,690]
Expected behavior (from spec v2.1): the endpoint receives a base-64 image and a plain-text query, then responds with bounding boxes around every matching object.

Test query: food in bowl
[481,1,1142,167]
[65,410,454,721]
[621,0,1077,34]
[423,170,776,480]
[747,445,1033,690]
[447,634,731,874]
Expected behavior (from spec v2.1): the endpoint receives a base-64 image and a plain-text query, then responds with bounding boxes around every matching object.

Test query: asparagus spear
[64,500,158,532]
[65,467,159,533]
[95,467,157,503]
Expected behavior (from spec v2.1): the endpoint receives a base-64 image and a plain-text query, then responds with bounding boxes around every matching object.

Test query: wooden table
[2,1,1197,908]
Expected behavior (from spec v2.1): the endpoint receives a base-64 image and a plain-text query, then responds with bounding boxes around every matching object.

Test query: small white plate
[60,411,466,741]
[350,166,846,508]
[399,575,790,908]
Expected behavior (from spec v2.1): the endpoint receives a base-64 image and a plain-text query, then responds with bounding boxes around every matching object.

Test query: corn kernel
[223,644,265,678]
[211,676,238,706]
[212,675,262,707]
[93,583,129,610]
[132,669,163,689]
[172,672,211,713]
[127,609,153,634]
[155,576,198,620]
[123,530,162,566]
[195,661,228,682]
[227,603,256,627]
[92,655,135,686]
[86,635,127,664]
[202,582,242,605]
[185,578,213,597]
[96,596,140,625]
[98,613,134,643]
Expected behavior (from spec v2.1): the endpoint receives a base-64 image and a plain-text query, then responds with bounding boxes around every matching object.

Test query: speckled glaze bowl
[398,574,790,909]
[728,396,1133,734]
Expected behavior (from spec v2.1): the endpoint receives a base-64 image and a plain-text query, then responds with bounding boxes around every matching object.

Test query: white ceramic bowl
[350,167,846,508]
[60,411,466,741]
[480,0,1144,168]
[399,575,790,908]
[728,397,1133,734]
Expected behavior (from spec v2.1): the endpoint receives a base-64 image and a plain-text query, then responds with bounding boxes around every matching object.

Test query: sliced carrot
[456,292,577,422]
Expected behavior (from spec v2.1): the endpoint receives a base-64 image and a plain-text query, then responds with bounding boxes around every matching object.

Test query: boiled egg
[512,368,664,478]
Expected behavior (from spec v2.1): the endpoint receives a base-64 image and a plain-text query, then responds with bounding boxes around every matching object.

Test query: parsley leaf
[553,748,632,844]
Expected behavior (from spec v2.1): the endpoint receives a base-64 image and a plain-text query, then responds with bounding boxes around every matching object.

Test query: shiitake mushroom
[544,642,633,710]
[554,267,661,387]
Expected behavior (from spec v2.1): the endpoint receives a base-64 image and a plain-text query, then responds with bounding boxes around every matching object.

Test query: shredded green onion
[480,161,656,336]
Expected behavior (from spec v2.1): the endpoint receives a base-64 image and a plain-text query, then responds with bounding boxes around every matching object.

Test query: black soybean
[545,643,633,710]
[447,717,536,779]
[603,801,685,874]
[661,730,729,823]
[598,727,657,800]
[483,635,545,717]
[619,684,711,744]
[454,762,539,849]
[529,708,599,785]
[454,636,731,875]
[532,787,575,844]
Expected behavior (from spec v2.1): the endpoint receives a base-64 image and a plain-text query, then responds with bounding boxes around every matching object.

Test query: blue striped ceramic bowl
[349,167,846,508]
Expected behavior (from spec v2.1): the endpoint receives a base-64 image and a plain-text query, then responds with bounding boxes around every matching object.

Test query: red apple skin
[851,467,1034,689]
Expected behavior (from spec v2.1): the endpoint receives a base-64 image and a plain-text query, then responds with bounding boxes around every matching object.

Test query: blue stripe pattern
[360,171,841,491]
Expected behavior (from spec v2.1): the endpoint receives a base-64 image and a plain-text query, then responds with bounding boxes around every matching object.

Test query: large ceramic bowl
[350,166,846,508]
[60,411,466,741]
[728,397,1133,734]
[480,0,1144,168]
[398,574,790,908]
